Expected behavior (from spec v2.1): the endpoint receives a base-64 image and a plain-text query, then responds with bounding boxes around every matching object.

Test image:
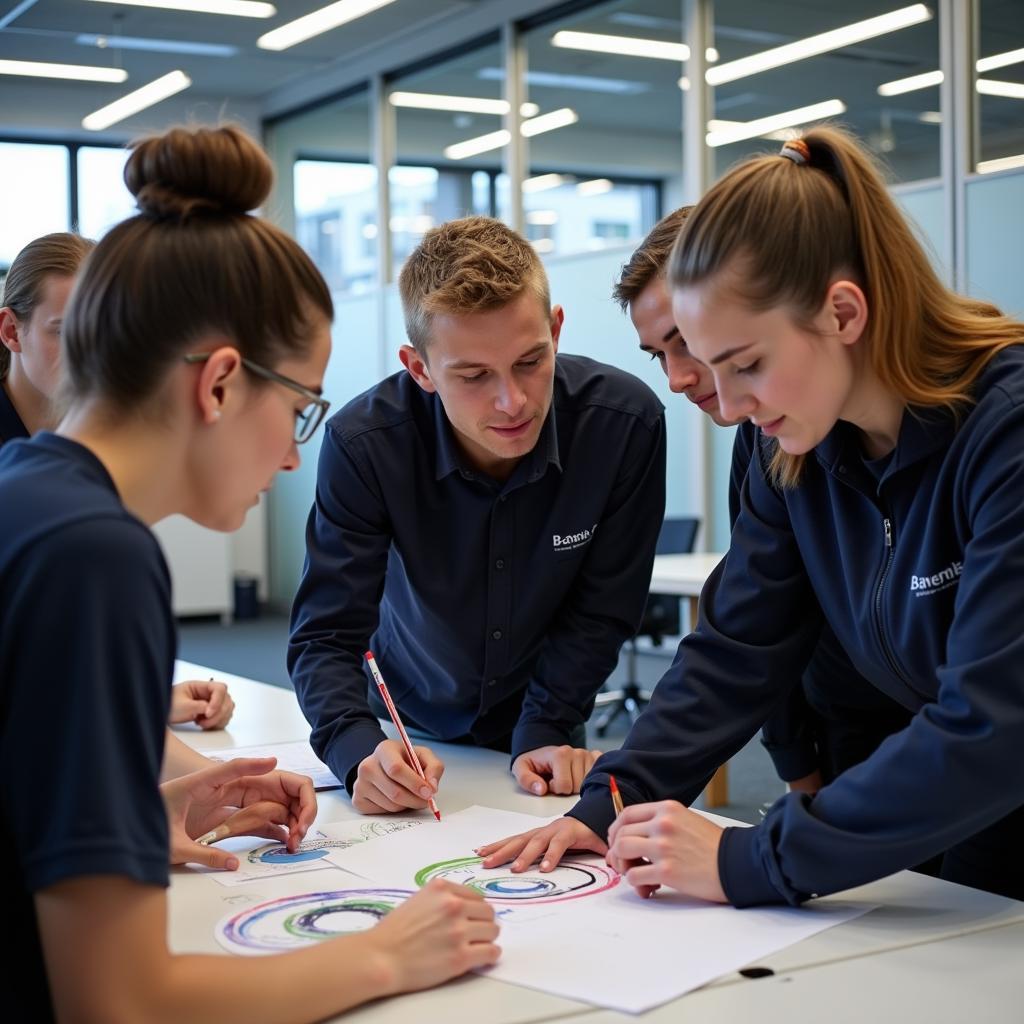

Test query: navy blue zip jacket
[571,345,1024,906]
[289,354,666,792]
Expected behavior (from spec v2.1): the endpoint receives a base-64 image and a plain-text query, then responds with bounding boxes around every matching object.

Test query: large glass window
[77,146,134,240]
[0,142,70,270]
[977,0,1024,173]
[388,40,504,277]
[521,0,677,257]
[280,92,376,297]
[712,1,941,183]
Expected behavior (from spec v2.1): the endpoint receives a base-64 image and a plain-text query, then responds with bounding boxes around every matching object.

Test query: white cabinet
[152,515,233,618]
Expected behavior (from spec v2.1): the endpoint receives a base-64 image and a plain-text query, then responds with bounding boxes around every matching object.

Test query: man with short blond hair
[290,216,666,814]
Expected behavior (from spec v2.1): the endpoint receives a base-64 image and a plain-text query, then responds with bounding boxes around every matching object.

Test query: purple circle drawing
[414,856,619,905]
[216,889,413,955]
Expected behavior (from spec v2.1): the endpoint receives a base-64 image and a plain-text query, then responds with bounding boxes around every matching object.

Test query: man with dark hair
[290,216,667,814]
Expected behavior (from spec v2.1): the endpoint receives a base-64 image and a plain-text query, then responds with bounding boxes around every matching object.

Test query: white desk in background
[169,663,1024,1024]
[646,554,731,805]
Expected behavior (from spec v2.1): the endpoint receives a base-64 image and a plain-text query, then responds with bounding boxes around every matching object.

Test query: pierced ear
[827,280,868,346]
[191,344,242,425]
[0,308,23,353]
[399,344,436,393]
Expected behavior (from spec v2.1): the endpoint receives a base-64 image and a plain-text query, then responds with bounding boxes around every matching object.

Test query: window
[77,146,134,240]
[977,0,1024,173]
[0,142,69,270]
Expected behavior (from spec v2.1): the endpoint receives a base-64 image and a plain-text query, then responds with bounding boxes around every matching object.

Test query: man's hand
[606,800,727,902]
[169,678,235,730]
[353,739,444,814]
[512,745,602,796]
[476,816,606,873]
[162,757,316,869]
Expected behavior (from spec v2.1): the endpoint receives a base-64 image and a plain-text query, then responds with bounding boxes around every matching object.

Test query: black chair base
[593,682,653,737]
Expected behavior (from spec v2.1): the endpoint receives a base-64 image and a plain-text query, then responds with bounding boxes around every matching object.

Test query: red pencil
[609,774,625,816]
[365,651,441,821]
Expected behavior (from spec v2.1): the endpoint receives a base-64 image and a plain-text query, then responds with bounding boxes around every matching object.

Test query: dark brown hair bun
[124,123,272,220]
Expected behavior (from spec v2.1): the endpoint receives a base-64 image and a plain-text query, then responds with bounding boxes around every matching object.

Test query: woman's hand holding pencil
[353,738,445,815]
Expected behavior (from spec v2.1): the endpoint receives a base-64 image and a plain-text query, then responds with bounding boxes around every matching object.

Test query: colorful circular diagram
[414,856,618,905]
[217,888,413,955]
[247,840,346,865]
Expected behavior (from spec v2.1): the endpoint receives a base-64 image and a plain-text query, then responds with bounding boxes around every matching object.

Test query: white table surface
[169,661,1024,1023]
[648,552,725,596]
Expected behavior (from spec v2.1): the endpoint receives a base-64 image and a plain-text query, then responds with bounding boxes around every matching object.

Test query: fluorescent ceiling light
[708,4,932,86]
[258,0,397,50]
[877,69,944,96]
[705,98,846,147]
[76,33,238,57]
[83,69,191,130]
[388,92,539,117]
[523,174,570,193]
[577,178,613,196]
[443,129,510,160]
[0,58,127,83]
[878,47,1024,96]
[977,46,1024,73]
[977,153,1024,174]
[553,30,688,61]
[86,0,274,15]
[532,238,555,253]
[707,118,791,141]
[444,108,578,160]
[520,107,578,137]
[976,79,1024,100]
[918,110,942,124]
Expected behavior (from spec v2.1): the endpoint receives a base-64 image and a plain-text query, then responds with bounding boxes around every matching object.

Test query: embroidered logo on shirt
[553,523,598,551]
[910,560,963,596]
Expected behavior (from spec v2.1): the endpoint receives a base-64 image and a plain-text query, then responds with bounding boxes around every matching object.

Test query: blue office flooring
[178,612,784,825]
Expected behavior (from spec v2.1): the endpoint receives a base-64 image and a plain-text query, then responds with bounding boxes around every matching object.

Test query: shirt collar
[0,383,29,443]
[432,393,562,484]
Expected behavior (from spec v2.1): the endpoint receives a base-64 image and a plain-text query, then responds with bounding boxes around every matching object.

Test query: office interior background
[2,0,1022,622]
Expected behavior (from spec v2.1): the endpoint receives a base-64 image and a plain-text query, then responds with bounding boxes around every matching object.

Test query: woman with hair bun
[0,124,498,1022]
[480,125,1024,910]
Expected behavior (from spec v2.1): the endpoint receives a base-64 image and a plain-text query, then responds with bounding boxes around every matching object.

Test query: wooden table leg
[704,764,729,808]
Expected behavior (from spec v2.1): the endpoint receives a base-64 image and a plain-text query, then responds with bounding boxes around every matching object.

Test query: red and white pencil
[365,651,441,822]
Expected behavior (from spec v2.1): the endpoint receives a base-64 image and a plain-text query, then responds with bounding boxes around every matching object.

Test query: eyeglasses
[183,352,330,444]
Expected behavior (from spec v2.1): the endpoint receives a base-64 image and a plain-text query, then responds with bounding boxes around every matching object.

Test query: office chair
[592,516,700,737]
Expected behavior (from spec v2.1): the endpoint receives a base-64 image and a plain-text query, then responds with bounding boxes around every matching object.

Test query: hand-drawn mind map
[217,889,414,955]
[414,855,619,905]
[216,853,617,953]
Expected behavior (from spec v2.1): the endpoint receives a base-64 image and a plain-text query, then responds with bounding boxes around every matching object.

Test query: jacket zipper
[874,514,906,684]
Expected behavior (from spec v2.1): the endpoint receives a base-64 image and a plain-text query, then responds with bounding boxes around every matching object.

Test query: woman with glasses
[0,124,499,1022]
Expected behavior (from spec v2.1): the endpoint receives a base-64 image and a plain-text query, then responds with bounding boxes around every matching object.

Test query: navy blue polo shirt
[0,433,173,1020]
[289,354,666,791]
[0,382,29,443]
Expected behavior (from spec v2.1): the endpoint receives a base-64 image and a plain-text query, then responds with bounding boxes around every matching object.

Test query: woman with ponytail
[480,125,1024,909]
[0,124,498,1022]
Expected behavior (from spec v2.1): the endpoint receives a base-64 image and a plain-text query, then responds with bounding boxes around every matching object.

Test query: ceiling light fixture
[576,178,613,196]
[258,0,398,51]
[522,173,571,193]
[977,46,1024,73]
[76,33,238,57]
[976,79,1024,100]
[388,91,539,117]
[0,57,127,83]
[705,99,846,147]
[443,108,578,160]
[708,4,932,86]
[86,0,275,16]
[553,30,689,61]
[82,69,191,130]
[977,153,1024,174]
[878,47,1024,96]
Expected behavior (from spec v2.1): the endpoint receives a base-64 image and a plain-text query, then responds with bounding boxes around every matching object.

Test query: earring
[212,410,221,421]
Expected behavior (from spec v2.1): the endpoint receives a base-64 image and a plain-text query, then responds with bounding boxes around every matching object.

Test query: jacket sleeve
[287,423,390,792]
[511,411,668,759]
[721,396,1024,906]
[568,434,824,844]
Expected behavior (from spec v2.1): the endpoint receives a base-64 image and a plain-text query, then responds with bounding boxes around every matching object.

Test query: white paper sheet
[206,740,340,790]
[192,816,425,888]
[326,804,873,1013]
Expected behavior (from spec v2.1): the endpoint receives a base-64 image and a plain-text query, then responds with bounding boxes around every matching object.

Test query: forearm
[160,730,211,782]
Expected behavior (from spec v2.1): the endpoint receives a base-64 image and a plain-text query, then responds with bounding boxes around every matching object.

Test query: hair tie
[779,139,810,165]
